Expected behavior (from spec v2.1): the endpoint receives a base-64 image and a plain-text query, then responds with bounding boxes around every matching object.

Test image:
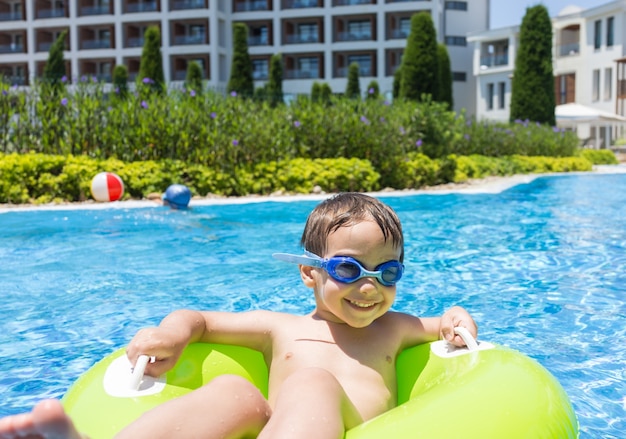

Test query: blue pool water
[1,172,625,437]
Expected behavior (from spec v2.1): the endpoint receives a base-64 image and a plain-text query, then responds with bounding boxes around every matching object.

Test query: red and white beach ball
[91,172,124,202]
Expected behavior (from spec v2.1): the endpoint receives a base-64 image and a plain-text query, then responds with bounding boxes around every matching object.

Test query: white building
[0,0,489,113]
[468,1,626,147]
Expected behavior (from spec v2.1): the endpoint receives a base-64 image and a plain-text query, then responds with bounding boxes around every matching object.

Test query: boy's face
[302,220,401,328]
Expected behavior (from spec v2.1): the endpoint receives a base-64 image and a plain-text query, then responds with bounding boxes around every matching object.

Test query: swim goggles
[273,251,404,286]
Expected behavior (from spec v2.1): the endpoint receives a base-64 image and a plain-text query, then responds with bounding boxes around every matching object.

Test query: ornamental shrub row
[0,81,581,190]
[0,151,610,205]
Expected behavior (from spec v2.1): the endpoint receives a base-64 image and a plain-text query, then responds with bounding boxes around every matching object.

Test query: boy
[0,192,476,439]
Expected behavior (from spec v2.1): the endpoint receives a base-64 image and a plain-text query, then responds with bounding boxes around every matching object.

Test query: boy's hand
[126,326,187,377]
[440,306,478,347]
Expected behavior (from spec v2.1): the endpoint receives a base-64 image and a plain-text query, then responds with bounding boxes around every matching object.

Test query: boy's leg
[258,367,362,439]
[116,374,270,439]
[0,399,85,439]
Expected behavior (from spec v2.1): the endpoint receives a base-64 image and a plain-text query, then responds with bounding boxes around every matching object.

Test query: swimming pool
[1,172,624,437]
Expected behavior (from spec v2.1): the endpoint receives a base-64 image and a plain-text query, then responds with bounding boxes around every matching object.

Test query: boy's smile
[305,220,401,328]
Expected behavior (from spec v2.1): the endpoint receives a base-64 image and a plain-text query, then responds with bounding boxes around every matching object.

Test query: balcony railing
[0,43,24,53]
[173,34,205,45]
[253,70,268,80]
[558,43,579,57]
[334,0,372,5]
[0,12,23,21]
[336,65,371,77]
[36,8,66,18]
[248,35,269,46]
[336,31,372,41]
[171,0,205,10]
[234,0,268,11]
[389,29,409,39]
[126,2,157,13]
[283,0,318,8]
[80,6,110,15]
[480,54,508,67]
[126,37,145,47]
[284,69,319,79]
[82,39,112,49]
[285,34,318,44]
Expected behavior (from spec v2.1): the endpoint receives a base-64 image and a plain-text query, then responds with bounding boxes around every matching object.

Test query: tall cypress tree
[112,64,129,99]
[43,30,67,87]
[138,26,165,93]
[227,23,254,98]
[345,62,360,99]
[510,5,555,125]
[267,53,283,107]
[437,43,453,110]
[185,61,204,94]
[400,13,439,102]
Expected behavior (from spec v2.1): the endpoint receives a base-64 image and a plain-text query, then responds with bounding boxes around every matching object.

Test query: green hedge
[0,151,611,205]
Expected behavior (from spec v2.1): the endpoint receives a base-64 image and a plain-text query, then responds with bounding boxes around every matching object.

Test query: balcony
[282,0,319,8]
[171,55,209,81]
[334,51,375,77]
[80,6,111,15]
[0,64,28,85]
[82,39,112,49]
[0,43,24,53]
[284,68,319,79]
[36,8,67,18]
[124,0,159,13]
[336,65,371,77]
[36,29,70,52]
[234,0,270,12]
[170,0,206,10]
[479,54,508,68]
[333,0,374,5]
[285,33,319,44]
[124,23,160,48]
[0,11,23,21]
[173,34,206,45]
[336,31,372,41]
[558,42,579,57]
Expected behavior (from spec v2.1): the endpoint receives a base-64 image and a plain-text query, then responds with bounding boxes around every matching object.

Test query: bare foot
[0,399,85,439]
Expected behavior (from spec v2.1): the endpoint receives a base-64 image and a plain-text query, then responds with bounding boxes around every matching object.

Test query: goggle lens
[325,257,403,286]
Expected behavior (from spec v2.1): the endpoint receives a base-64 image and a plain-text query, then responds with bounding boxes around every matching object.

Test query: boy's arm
[397,306,477,350]
[126,309,276,376]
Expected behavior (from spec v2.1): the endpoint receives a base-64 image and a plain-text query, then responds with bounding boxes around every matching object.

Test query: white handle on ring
[454,327,479,351]
[129,355,150,390]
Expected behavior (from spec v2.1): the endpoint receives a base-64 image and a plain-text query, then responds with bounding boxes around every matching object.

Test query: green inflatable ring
[63,341,579,438]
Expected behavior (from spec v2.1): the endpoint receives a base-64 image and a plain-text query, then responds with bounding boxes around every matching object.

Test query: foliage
[138,26,165,94]
[437,44,453,110]
[400,13,439,102]
[43,30,67,88]
[345,62,361,99]
[366,80,380,100]
[112,65,129,98]
[311,82,321,103]
[392,67,401,100]
[510,5,555,125]
[227,23,254,98]
[267,53,284,107]
[184,61,204,94]
[578,148,619,165]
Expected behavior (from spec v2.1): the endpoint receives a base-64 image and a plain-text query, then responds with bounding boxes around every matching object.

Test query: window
[594,20,601,49]
[445,1,467,11]
[559,75,566,105]
[607,16,614,47]
[498,82,505,109]
[592,69,600,101]
[347,20,371,39]
[604,67,612,101]
[347,54,372,75]
[445,36,466,46]
[298,23,318,41]
[452,71,466,82]
[487,83,494,110]
[252,59,268,80]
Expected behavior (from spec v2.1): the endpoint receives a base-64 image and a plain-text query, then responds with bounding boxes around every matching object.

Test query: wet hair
[300,192,404,262]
